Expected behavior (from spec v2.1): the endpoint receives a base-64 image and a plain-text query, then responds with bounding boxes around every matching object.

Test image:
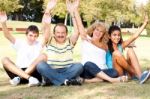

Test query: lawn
[0,21,150,99]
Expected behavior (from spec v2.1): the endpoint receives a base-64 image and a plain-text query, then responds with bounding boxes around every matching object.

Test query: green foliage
[80,0,140,25]
[145,0,150,19]
[0,0,22,13]
[142,0,150,36]
[43,0,66,18]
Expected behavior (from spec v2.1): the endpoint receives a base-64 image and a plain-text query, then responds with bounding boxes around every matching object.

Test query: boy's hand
[0,11,7,23]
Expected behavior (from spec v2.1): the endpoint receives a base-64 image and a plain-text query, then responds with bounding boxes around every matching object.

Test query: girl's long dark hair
[107,25,123,54]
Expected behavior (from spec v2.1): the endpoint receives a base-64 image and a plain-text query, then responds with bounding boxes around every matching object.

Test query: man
[0,11,42,86]
[36,0,83,86]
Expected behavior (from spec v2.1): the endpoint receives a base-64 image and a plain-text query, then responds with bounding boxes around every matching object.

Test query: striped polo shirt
[45,37,74,68]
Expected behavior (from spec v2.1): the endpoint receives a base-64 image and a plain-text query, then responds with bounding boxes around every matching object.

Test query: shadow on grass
[0,69,150,99]
[0,59,150,99]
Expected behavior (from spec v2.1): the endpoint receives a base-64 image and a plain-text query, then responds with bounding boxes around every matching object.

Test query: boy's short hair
[26,25,39,36]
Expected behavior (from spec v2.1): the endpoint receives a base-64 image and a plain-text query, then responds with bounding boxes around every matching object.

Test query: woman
[67,0,128,83]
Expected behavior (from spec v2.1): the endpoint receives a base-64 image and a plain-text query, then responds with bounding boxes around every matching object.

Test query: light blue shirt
[106,44,123,69]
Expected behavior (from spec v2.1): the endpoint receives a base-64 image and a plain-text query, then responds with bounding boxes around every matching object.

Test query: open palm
[66,0,80,15]
[46,0,57,11]
[42,13,51,24]
[0,11,7,23]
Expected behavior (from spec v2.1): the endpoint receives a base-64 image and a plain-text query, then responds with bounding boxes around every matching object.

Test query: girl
[107,15,150,84]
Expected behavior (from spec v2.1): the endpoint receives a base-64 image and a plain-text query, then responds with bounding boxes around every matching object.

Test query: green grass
[0,21,150,99]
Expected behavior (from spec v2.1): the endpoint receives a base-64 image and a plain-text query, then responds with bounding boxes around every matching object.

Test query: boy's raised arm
[0,11,15,44]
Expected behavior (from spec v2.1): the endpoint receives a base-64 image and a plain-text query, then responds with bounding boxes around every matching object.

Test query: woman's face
[92,27,105,41]
[110,30,121,44]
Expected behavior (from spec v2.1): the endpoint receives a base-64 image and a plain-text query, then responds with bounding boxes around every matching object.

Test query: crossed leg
[112,50,135,77]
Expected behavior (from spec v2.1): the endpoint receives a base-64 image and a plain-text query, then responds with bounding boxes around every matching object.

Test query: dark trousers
[4,67,42,84]
[81,62,118,79]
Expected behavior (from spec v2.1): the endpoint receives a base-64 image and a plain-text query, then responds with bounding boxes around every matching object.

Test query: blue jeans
[80,62,118,79]
[36,61,83,86]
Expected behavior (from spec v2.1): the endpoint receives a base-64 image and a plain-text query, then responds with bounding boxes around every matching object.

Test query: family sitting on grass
[0,0,150,87]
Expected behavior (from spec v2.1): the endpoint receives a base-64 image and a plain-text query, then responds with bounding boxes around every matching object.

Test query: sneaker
[139,70,150,84]
[9,76,20,86]
[65,79,82,86]
[28,77,40,87]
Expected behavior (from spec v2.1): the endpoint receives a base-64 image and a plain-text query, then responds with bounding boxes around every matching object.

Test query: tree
[43,0,66,18]
[0,0,22,12]
[144,0,150,36]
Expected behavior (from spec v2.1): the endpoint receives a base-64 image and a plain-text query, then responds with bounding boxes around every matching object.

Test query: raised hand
[73,0,80,10]
[42,13,51,24]
[143,13,149,24]
[0,11,7,23]
[45,0,57,13]
[66,0,80,16]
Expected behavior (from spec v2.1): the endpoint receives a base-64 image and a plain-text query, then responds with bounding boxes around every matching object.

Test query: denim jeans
[81,61,118,79]
[36,61,83,86]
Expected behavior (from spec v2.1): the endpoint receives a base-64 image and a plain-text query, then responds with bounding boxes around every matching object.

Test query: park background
[0,0,150,99]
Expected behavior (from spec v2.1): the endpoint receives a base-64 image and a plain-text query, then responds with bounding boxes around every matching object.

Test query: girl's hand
[45,0,57,13]
[144,12,149,24]
[0,11,7,23]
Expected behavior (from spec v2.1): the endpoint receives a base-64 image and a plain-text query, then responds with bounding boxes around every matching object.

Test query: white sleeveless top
[81,39,108,69]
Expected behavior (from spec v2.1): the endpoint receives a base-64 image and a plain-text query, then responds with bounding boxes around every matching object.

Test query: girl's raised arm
[122,14,148,48]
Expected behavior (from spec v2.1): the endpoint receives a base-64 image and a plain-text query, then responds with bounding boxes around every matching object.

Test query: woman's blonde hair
[86,22,108,43]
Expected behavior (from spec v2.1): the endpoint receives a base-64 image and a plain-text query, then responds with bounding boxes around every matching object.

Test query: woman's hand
[66,0,80,17]
[143,13,149,24]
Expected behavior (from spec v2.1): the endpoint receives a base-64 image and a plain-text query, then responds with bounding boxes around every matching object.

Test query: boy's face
[26,31,38,44]
[54,26,67,43]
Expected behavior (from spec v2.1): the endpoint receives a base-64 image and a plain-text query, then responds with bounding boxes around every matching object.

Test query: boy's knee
[1,57,9,65]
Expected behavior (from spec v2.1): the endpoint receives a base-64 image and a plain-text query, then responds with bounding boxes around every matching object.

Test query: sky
[135,0,149,6]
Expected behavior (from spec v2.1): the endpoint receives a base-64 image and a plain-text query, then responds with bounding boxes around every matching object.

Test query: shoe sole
[9,80,19,86]
[28,83,40,87]
[140,71,150,84]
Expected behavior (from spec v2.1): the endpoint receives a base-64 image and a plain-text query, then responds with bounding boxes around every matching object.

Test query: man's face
[54,26,67,43]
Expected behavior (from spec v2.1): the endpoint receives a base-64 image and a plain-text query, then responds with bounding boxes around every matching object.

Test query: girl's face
[110,30,121,44]
[92,27,105,41]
